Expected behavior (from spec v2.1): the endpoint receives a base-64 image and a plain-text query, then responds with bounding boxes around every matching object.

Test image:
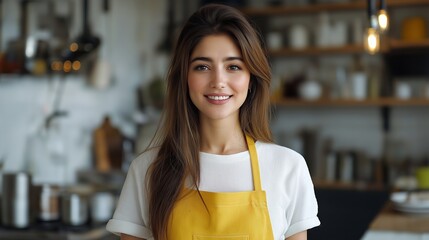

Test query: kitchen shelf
[271,97,429,107]
[388,38,429,50]
[268,39,429,57]
[244,1,429,191]
[268,38,429,57]
[269,44,364,57]
[241,0,429,16]
[314,180,385,191]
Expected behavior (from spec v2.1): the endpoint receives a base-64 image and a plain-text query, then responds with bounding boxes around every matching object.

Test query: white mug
[267,32,283,50]
[395,82,412,99]
[289,25,309,49]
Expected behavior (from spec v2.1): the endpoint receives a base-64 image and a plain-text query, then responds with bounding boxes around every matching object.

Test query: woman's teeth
[208,96,230,100]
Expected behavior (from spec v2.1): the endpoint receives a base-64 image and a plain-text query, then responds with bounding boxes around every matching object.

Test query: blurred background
[0,0,428,239]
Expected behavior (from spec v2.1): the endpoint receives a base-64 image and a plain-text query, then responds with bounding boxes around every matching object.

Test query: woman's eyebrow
[190,57,211,63]
[190,56,243,63]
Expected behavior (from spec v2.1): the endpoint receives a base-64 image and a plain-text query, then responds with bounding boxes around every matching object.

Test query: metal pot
[32,184,60,222]
[61,192,89,226]
[90,191,116,223]
[1,172,32,228]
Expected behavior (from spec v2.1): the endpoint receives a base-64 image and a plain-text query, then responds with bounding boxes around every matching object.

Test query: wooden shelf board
[271,98,429,107]
[241,2,365,16]
[241,0,429,16]
[267,39,429,57]
[387,0,429,8]
[314,180,385,191]
[389,39,429,50]
[269,44,364,57]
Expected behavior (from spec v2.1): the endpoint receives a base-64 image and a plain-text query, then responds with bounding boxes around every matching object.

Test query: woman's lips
[205,95,232,104]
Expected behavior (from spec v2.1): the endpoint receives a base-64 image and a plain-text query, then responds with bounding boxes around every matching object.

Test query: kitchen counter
[0,224,119,240]
[361,202,429,240]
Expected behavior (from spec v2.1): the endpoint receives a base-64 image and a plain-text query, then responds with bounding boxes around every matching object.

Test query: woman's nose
[210,69,226,89]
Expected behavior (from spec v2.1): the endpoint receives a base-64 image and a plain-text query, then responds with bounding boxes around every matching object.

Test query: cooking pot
[61,191,89,226]
[90,191,116,223]
[32,184,60,222]
[1,172,32,228]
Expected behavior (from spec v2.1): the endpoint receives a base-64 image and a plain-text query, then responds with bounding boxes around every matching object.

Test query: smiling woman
[188,34,251,122]
[106,4,320,240]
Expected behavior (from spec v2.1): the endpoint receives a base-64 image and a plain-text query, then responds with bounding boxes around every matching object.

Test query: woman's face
[188,34,250,123]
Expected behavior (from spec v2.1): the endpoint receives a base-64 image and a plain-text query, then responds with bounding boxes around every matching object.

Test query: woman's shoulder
[256,141,306,166]
[129,146,160,172]
[256,141,304,158]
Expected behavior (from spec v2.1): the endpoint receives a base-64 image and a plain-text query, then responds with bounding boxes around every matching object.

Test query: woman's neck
[199,118,247,155]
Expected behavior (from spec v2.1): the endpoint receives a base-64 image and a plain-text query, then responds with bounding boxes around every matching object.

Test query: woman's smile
[205,94,233,104]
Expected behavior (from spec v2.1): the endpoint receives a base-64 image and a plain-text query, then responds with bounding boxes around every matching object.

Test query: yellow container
[416,166,429,189]
[401,17,427,41]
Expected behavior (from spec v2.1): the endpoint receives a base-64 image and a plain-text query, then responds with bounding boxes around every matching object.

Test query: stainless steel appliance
[32,184,60,222]
[61,191,89,226]
[1,172,32,228]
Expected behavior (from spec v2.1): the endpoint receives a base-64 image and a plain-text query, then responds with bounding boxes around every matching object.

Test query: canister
[1,172,32,228]
[33,184,60,222]
[401,17,427,41]
[90,191,116,223]
[61,192,89,226]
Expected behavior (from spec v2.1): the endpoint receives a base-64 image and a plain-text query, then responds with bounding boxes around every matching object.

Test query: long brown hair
[147,4,272,239]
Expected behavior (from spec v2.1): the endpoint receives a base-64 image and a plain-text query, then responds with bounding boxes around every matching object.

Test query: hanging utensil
[61,0,100,62]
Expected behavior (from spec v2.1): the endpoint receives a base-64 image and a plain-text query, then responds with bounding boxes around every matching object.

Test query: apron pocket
[193,235,249,240]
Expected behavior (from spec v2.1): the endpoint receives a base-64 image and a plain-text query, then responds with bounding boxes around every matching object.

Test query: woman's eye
[228,65,241,71]
[194,65,209,71]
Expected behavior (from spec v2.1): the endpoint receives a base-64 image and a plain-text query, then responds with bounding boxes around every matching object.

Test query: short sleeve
[106,154,154,239]
[284,156,321,238]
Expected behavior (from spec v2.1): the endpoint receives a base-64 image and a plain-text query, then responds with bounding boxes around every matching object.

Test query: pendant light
[364,0,380,54]
[377,0,389,33]
[364,0,390,54]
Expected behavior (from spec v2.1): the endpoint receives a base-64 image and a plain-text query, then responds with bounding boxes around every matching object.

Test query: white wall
[0,0,168,184]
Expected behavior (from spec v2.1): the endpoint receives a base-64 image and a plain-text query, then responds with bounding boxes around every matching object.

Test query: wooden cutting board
[93,116,123,172]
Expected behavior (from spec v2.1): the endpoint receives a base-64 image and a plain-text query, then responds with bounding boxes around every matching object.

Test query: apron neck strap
[245,135,262,191]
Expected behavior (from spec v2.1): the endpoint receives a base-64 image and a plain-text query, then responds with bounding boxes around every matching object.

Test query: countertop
[362,201,429,240]
[0,223,119,240]
[369,202,429,233]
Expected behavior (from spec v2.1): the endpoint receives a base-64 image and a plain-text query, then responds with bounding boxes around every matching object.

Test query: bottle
[349,56,368,100]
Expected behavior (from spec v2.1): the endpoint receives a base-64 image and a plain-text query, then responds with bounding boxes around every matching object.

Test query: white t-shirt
[106,141,320,239]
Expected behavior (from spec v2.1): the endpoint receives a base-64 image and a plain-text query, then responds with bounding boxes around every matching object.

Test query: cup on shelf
[289,24,309,49]
[315,13,331,47]
[395,82,412,99]
[350,72,368,100]
[416,166,429,189]
[267,31,283,50]
[330,21,348,46]
[298,80,322,100]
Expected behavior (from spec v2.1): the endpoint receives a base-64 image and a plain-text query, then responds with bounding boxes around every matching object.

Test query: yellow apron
[167,135,274,239]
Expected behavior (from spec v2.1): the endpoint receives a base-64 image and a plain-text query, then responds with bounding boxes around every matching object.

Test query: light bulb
[378,9,389,32]
[364,28,380,55]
